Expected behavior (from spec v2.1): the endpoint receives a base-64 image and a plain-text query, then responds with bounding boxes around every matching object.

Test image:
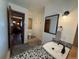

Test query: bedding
[11,46,55,59]
[43,42,70,59]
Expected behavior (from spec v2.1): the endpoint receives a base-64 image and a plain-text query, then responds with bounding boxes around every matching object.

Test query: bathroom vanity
[43,42,70,59]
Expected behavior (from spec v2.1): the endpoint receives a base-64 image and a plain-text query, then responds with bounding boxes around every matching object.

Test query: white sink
[43,42,70,59]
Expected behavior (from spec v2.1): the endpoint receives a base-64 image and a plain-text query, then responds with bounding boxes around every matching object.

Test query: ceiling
[9,0,70,12]
[10,0,53,11]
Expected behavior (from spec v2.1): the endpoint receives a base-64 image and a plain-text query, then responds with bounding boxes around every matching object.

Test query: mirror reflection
[44,14,59,35]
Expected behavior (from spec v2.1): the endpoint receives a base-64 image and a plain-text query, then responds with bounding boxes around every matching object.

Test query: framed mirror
[44,14,59,35]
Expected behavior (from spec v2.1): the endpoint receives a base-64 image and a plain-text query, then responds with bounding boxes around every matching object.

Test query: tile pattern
[11,46,55,59]
[11,43,31,57]
[11,38,42,57]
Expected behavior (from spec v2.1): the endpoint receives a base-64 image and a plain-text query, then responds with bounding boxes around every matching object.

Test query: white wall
[9,3,28,43]
[43,0,78,44]
[28,10,44,40]
[0,0,9,59]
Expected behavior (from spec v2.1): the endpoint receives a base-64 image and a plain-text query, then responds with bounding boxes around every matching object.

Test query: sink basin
[43,42,70,59]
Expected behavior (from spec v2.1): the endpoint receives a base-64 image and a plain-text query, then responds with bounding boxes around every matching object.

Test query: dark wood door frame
[7,7,25,48]
[73,25,78,47]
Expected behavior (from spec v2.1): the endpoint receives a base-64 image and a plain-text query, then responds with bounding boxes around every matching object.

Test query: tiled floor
[11,38,42,57]
[10,37,78,59]
[67,46,78,59]
[11,46,55,59]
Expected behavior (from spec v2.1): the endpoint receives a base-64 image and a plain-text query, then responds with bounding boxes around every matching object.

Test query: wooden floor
[67,46,78,59]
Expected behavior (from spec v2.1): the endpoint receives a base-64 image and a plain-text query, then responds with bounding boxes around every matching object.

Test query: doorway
[8,7,25,49]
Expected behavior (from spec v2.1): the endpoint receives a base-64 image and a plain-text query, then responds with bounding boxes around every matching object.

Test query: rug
[10,46,55,59]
